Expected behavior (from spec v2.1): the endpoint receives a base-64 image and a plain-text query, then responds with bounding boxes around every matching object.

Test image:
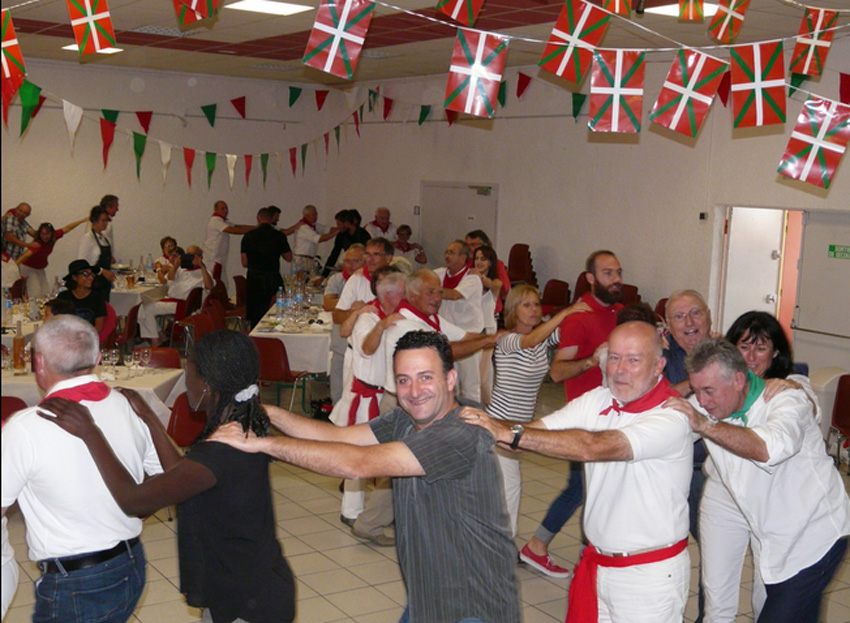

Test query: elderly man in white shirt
[288,204,339,274]
[364,207,397,240]
[202,200,255,285]
[668,337,850,623]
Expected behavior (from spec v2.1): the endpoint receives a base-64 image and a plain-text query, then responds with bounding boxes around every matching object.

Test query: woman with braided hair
[39,329,295,623]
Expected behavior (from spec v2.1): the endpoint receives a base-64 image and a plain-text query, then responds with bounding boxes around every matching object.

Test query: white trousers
[595,548,690,623]
[138,300,177,339]
[496,449,521,537]
[454,351,482,403]
[700,477,765,623]
[19,265,48,299]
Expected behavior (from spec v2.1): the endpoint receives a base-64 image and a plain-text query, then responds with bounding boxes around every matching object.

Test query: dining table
[110,281,169,317]
[1,364,186,427]
[1,317,38,352]
[249,306,332,375]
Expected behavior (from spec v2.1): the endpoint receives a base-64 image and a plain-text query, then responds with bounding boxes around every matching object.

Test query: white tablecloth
[1,365,186,427]
[1,319,37,351]
[111,283,169,317]
[249,311,332,375]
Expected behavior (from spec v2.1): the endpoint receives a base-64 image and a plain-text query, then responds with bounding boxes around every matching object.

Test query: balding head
[606,321,666,404]
[14,203,31,220]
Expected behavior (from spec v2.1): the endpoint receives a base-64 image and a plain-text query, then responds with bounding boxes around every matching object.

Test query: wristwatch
[509,424,525,450]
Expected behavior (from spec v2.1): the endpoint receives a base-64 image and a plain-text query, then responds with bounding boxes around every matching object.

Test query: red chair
[233,276,247,310]
[572,271,642,306]
[828,375,850,472]
[251,336,312,410]
[654,298,668,324]
[8,277,27,300]
[168,287,205,351]
[507,244,537,287]
[99,303,117,347]
[112,303,141,362]
[133,346,181,369]
[167,392,208,448]
[2,396,27,424]
[206,280,246,330]
[540,279,571,317]
[201,298,227,331]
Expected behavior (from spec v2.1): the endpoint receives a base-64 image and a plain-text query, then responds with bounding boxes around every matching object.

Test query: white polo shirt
[336,270,372,312]
[434,267,484,333]
[203,214,231,266]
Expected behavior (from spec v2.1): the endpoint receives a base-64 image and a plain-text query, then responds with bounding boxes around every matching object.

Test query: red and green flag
[436,0,485,27]
[678,0,703,22]
[2,9,26,126]
[66,0,116,54]
[778,97,850,189]
[589,49,644,134]
[789,8,837,78]
[729,41,785,128]
[539,0,610,85]
[176,0,219,19]
[706,0,750,44]
[444,28,508,119]
[303,0,374,80]
[602,0,630,18]
[649,49,727,137]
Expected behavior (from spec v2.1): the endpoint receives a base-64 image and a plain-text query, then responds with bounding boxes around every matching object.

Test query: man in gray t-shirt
[211,331,520,623]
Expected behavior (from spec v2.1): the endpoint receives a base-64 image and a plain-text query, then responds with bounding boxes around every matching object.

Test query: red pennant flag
[778,97,850,189]
[183,147,195,187]
[789,8,837,77]
[589,49,645,134]
[446,109,458,126]
[100,118,115,168]
[717,70,731,107]
[136,110,152,134]
[231,96,246,119]
[436,0,485,27]
[539,0,610,85]
[729,41,785,128]
[517,72,532,98]
[706,0,750,44]
[2,9,27,126]
[353,110,360,136]
[173,0,205,25]
[383,97,393,121]
[324,132,329,154]
[602,0,630,17]
[841,73,850,105]
[678,0,704,22]
[244,154,252,186]
[302,0,374,80]
[444,29,509,119]
[31,95,46,118]
[289,147,297,177]
[315,90,329,111]
[67,0,117,55]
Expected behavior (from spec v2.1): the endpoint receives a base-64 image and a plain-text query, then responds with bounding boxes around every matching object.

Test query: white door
[720,207,785,333]
[420,181,499,268]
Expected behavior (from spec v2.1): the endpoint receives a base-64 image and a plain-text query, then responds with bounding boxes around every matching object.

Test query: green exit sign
[828,245,850,260]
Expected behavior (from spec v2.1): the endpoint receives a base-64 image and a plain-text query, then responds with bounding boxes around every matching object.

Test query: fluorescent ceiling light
[645,2,718,17]
[62,43,123,54]
[224,0,312,16]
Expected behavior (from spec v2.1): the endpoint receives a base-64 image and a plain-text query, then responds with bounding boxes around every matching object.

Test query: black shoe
[340,514,356,527]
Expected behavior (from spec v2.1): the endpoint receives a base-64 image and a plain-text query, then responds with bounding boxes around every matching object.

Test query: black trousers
[246,271,283,329]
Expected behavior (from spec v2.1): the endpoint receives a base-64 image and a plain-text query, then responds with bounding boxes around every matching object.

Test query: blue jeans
[33,540,146,623]
[757,536,848,623]
[534,461,584,543]
[399,606,486,623]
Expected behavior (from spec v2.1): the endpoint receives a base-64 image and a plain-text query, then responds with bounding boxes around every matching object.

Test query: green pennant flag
[789,73,808,97]
[132,132,147,179]
[289,87,302,107]
[572,93,587,121]
[101,109,119,124]
[498,81,507,108]
[260,153,269,186]
[205,152,216,187]
[369,89,379,112]
[334,126,341,153]
[19,81,42,136]
[301,144,307,171]
[359,103,365,120]
[201,104,217,127]
[418,105,431,126]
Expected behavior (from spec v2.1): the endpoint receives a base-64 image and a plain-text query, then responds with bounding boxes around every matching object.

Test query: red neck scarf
[370,219,389,234]
[42,381,110,404]
[567,539,688,623]
[347,378,383,425]
[397,299,441,331]
[442,264,470,290]
[342,267,354,281]
[599,377,679,416]
[395,240,412,253]
[365,298,388,320]
[300,218,317,231]
[212,213,225,220]
[361,265,372,284]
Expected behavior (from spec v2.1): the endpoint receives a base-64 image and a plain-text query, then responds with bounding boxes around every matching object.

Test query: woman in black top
[39,330,295,623]
[57,259,107,332]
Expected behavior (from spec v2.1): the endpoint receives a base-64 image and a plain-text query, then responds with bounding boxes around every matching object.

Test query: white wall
[3,38,848,315]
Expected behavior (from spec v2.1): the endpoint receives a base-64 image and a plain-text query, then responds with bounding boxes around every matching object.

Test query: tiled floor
[5,381,850,623]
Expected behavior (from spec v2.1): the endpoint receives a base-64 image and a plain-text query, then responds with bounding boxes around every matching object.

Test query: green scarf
[728,370,764,426]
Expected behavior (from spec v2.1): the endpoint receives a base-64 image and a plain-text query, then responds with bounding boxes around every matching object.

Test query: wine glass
[140,347,152,374]
[131,349,143,379]
[111,348,120,377]
[100,349,111,377]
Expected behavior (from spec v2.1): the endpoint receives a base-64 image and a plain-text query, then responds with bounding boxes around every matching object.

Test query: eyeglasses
[670,308,706,323]
[76,270,94,278]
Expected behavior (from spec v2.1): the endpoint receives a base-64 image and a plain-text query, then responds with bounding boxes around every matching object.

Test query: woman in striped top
[487,285,590,537]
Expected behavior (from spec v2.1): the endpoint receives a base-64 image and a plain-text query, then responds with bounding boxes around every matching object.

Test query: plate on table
[113,264,129,270]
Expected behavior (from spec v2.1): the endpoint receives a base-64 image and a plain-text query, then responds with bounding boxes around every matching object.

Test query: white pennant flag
[226,154,237,189]
[159,140,172,184]
[63,100,84,152]
[275,151,283,181]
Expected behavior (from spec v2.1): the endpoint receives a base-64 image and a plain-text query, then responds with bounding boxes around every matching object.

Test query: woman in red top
[19,217,87,298]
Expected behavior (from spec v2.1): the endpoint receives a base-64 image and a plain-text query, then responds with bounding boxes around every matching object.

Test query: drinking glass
[131,350,143,379]
[140,347,152,374]
[111,348,120,377]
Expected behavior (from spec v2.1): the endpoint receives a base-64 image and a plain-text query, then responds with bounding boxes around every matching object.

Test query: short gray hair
[666,289,707,321]
[377,272,407,299]
[34,315,99,376]
[406,269,439,298]
[685,336,748,381]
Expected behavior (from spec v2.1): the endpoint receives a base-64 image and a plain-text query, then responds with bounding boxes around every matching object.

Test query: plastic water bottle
[294,283,305,321]
[2,287,11,326]
[275,286,285,322]
[146,254,154,279]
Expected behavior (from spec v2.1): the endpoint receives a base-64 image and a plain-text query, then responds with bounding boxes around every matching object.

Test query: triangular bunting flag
[778,97,850,189]
[353,109,360,136]
[176,0,219,20]
[300,144,307,172]
[184,147,195,187]
[539,0,610,85]
[572,92,587,120]
[418,105,431,125]
[2,72,23,127]
[289,87,302,106]
[19,80,41,135]
[789,8,837,78]
[244,154,252,187]
[226,154,237,189]
[445,29,508,119]
[205,152,216,188]
[260,153,269,186]
[315,90,329,110]
[649,49,728,137]
[717,70,731,107]
[2,9,27,126]
[729,41,785,128]
[706,0,750,44]
[368,88,378,112]
[678,0,704,22]
[275,151,283,177]
[172,0,205,26]
[201,103,216,127]
[63,100,84,151]
[289,147,297,177]
[498,81,507,108]
[303,0,374,80]
[159,140,172,184]
[230,96,246,119]
[133,132,146,179]
[436,0,485,27]
[446,109,458,126]
[31,95,46,118]
[67,0,117,54]
[100,118,116,168]
[602,0,630,17]
[789,73,807,98]
[102,108,119,123]
[841,73,850,105]
[517,72,532,98]
[383,97,393,121]
[136,111,152,134]
[324,132,330,154]
[589,49,645,133]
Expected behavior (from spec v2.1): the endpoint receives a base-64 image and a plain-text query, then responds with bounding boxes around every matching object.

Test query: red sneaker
[519,543,572,579]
